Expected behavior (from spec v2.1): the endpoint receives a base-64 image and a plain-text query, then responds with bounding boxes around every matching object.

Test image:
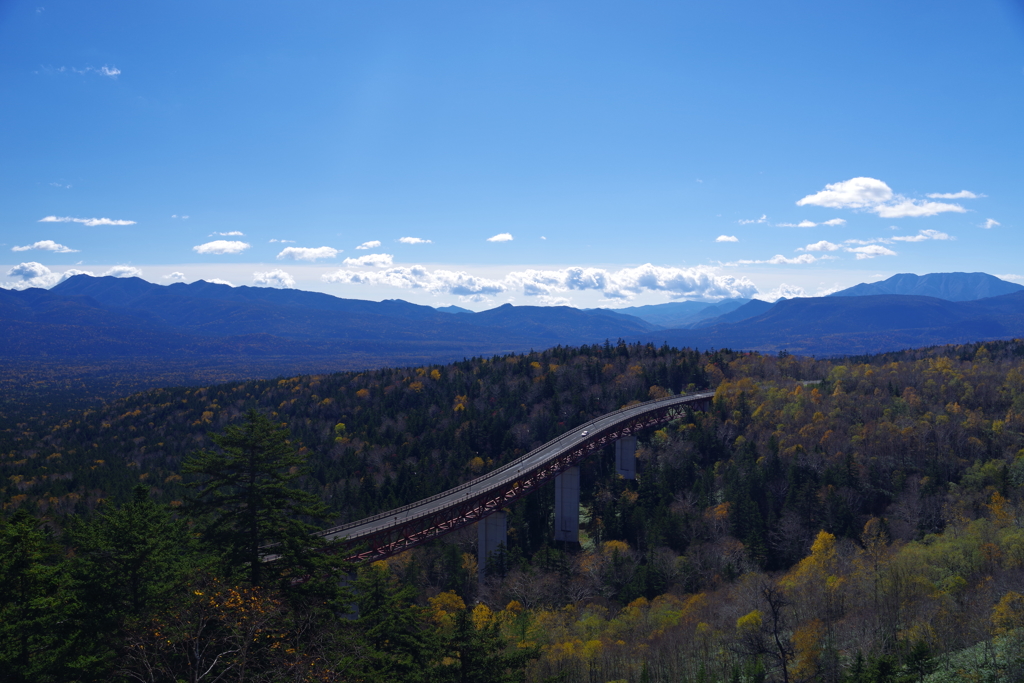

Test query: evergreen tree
[439,608,538,683]
[353,562,438,682]
[67,485,196,675]
[0,510,80,682]
[182,409,329,586]
[70,485,194,619]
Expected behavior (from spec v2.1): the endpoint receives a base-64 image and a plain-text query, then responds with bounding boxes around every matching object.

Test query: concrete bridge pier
[554,466,580,543]
[615,435,637,479]
[477,511,507,581]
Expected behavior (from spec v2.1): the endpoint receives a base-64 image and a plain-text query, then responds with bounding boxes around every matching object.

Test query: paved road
[319,390,715,546]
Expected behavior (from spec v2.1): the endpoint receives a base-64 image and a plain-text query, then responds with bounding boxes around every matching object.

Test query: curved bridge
[320,390,714,564]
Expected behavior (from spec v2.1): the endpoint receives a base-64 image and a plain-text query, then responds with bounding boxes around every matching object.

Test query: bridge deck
[316,391,714,558]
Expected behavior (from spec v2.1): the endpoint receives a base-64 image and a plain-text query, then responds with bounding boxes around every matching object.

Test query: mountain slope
[597,299,752,328]
[689,298,775,328]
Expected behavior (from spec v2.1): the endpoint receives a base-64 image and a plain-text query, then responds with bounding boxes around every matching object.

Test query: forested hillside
[3,340,1024,681]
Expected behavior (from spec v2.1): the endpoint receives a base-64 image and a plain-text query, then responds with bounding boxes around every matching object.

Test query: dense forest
[2,339,1024,681]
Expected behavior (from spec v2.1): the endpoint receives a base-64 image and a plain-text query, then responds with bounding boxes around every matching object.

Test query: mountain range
[2,271,1023,412]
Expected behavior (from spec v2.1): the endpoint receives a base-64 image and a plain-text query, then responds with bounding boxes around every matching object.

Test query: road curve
[316,390,715,560]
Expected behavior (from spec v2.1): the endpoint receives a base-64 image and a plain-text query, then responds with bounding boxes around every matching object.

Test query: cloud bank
[322,263,758,303]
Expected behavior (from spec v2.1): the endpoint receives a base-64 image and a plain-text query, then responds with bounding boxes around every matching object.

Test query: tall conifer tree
[182,409,328,586]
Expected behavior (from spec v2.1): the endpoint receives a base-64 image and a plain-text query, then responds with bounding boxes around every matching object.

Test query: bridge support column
[477,511,507,582]
[615,436,637,479]
[554,466,580,543]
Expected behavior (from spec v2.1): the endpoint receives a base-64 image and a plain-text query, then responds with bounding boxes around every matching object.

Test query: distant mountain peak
[830,272,1023,302]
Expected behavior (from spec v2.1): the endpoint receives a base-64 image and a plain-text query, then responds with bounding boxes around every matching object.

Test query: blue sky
[2,1,1022,308]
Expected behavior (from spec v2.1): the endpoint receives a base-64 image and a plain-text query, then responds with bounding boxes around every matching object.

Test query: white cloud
[39,215,136,226]
[193,240,251,255]
[103,265,142,278]
[770,254,823,266]
[843,238,890,245]
[796,177,966,218]
[872,199,966,218]
[213,231,244,236]
[253,269,296,288]
[512,264,759,301]
[207,279,235,287]
[738,214,768,225]
[754,283,807,302]
[342,253,394,267]
[356,240,381,250]
[170,214,190,219]
[269,238,295,243]
[399,237,432,244]
[996,274,1023,282]
[2,262,94,290]
[487,233,514,242]
[822,218,847,226]
[801,240,841,252]
[715,235,739,242]
[927,190,983,199]
[846,244,897,259]
[814,284,844,297]
[276,246,339,261]
[735,254,822,265]
[982,219,1001,229]
[47,65,121,78]
[7,262,54,281]
[797,177,894,209]
[322,262,758,303]
[540,236,547,240]
[12,240,78,253]
[164,272,186,281]
[890,229,952,243]
[777,220,820,228]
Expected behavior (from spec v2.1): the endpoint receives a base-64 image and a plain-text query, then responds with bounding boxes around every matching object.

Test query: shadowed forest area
[2,339,1024,681]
